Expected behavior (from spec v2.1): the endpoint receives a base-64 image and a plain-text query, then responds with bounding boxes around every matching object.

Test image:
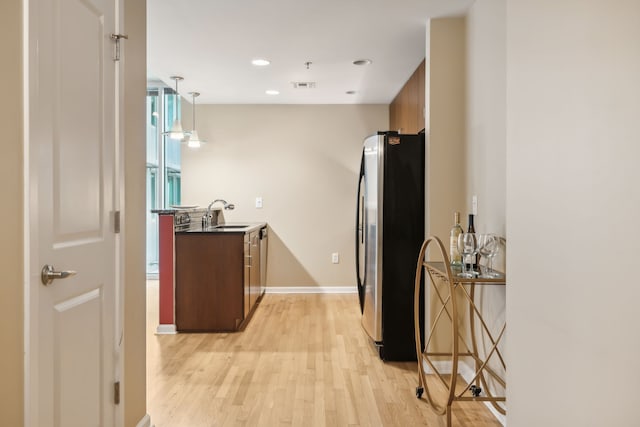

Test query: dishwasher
[259,226,268,296]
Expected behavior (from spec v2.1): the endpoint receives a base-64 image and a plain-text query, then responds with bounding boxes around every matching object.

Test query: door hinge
[110,33,128,61]
[114,381,120,405]
[114,210,121,234]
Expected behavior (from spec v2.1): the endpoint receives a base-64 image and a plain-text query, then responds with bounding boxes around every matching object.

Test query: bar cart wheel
[470,385,482,397]
[416,386,424,399]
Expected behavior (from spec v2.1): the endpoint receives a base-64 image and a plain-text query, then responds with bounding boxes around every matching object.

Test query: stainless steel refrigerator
[356,131,425,361]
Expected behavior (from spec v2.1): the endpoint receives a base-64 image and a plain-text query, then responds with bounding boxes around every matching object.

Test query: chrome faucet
[203,199,235,227]
[208,199,235,212]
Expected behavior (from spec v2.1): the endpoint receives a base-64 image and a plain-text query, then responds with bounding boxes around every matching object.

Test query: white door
[27,0,121,424]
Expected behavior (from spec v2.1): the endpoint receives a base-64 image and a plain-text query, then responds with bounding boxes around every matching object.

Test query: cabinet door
[389,59,425,134]
[417,60,425,131]
[176,233,244,331]
[249,231,261,310]
[244,234,250,319]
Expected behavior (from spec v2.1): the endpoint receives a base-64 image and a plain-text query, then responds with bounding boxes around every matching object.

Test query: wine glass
[457,233,478,278]
[478,234,500,278]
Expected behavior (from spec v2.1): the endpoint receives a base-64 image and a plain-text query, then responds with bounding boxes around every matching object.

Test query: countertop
[177,222,267,234]
[151,207,211,215]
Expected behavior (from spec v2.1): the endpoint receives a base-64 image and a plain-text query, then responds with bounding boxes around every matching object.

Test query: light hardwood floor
[146,282,502,426]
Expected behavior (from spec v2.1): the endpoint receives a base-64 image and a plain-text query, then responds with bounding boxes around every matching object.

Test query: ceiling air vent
[292,82,316,89]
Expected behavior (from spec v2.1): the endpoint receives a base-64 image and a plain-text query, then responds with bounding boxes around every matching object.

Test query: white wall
[506,1,640,425]
[181,104,388,287]
[423,17,469,356]
[426,18,467,244]
[0,0,24,424]
[424,12,508,418]
[466,0,506,237]
[123,0,149,425]
[465,0,507,408]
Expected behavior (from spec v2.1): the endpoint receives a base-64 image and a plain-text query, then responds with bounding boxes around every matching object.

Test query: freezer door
[361,134,383,342]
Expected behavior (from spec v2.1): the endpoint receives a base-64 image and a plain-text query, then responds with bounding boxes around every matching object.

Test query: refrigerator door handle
[355,151,366,312]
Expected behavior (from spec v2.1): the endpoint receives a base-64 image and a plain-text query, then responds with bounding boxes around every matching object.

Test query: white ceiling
[147,0,473,105]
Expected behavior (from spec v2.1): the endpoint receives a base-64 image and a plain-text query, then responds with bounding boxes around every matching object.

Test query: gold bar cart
[413,236,506,426]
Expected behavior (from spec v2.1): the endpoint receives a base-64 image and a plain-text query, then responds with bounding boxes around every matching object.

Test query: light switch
[332,253,339,264]
[255,197,263,209]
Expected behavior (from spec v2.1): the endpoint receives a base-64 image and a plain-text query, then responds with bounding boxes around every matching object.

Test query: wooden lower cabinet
[175,232,261,332]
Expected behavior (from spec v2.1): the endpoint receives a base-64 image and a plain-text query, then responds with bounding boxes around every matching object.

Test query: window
[146,85,182,275]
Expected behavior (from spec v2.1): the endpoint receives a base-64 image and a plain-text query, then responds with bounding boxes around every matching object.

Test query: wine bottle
[467,214,478,271]
[449,212,463,267]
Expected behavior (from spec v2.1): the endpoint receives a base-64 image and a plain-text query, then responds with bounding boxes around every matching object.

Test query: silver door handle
[41,264,77,286]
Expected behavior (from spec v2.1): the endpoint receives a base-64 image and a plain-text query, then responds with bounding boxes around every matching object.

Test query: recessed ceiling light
[252,58,271,66]
[353,59,372,66]
[346,90,357,95]
[265,89,280,95]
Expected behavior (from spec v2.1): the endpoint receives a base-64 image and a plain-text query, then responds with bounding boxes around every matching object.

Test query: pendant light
[186,91,206,148]
[167,76,184,140]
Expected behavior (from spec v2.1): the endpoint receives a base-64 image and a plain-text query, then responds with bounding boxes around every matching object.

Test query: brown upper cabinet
[389,59,425,134]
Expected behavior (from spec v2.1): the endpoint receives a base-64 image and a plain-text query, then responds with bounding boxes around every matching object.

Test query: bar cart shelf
[413,236,506,426]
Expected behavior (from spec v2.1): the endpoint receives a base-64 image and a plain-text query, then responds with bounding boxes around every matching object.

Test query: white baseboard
[265,286,357,294]
[136,414,152,427]
[155,324,177,335]
[422,359,506,426]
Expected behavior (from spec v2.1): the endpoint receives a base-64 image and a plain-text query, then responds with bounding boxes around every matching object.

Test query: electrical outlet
[472,195,478,216]
[331,253,339,264]
[255,197,263,209]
